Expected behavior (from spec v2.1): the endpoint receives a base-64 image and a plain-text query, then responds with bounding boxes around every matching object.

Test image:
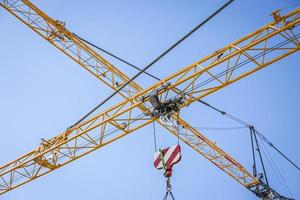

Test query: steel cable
[69,0,235,128]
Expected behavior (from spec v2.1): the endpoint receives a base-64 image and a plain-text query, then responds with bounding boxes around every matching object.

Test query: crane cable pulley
[153,116,181,200]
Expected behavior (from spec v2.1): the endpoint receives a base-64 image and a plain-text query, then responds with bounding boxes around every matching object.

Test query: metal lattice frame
[0,0,299,195]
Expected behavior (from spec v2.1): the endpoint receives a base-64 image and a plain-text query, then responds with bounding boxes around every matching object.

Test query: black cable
[253,129,270,186]
[254,129,300,171]
[75,0,234,84]
[174,33,300,173]
[259,136,294,198]
[181,34,300,172]
[153,121,157,152]
[76,17,299,120]
[11,1,299,190]
[179,34,300,172]
[198,101,300,172]
[183,33,300,97]
[74,0,300,178]
[8,1,236,184]
[75,32,241,129]
[249,127,257,177]
[196,93,300,172]
[79,27,300,172]
[69,0,234,128]
[73,33,161,82]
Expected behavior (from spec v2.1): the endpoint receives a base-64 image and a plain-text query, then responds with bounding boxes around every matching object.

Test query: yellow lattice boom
[0,0,299,196]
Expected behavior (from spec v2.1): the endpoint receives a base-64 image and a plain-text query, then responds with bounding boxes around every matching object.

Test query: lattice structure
[0,0,299,197]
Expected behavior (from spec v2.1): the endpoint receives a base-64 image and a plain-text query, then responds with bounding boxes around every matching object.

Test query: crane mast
[0,0,299,198]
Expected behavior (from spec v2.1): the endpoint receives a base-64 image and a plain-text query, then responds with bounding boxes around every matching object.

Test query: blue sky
[0,0,300,199]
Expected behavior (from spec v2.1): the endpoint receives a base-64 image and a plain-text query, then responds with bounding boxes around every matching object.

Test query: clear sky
[0,0,300,199]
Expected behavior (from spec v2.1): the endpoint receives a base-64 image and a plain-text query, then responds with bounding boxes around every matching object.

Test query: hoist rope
[77,24,300,176]
[5,1,236,186]
[72,2,299,190]
[69,0,234,128]
[176,112,180,145]
[153,121,157,152]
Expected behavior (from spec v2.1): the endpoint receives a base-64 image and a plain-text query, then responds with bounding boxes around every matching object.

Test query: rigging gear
[0,0,299,197]
[163,177,176,200]
[154,145,181,200]
[148,88,184,128]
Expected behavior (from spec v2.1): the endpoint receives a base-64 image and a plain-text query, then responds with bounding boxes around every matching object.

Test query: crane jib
[0,0,299,198]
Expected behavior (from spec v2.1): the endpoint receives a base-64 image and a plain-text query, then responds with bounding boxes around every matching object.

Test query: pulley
[148,89,184,119]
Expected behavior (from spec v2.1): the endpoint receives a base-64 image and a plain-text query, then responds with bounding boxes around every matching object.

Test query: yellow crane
[0,0,299,199]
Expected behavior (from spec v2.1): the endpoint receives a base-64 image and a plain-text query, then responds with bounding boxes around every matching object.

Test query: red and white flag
[154,144,181,170]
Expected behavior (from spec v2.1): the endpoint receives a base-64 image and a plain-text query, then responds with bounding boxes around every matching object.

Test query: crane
[0,0,299,199]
